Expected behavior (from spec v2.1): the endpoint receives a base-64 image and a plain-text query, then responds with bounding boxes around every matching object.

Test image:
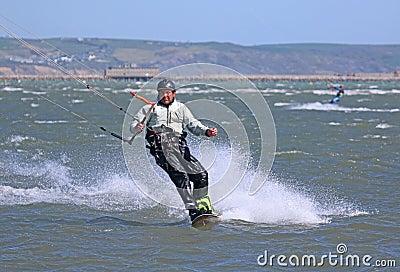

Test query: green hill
[0,37,399,75]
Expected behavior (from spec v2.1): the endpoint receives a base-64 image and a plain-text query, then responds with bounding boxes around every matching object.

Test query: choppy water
[1,80,399,271]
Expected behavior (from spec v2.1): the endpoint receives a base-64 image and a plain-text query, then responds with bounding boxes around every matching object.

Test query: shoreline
[1,73,399,82]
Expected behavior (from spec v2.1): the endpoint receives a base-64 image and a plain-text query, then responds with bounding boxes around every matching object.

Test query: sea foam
[1,143,366,225]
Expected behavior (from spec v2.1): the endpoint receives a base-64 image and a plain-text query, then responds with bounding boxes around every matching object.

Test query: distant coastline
[1,38,400,77]
[1,73,399,82]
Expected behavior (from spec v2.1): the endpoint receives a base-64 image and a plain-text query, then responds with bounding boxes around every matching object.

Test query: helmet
[157,79,176,91]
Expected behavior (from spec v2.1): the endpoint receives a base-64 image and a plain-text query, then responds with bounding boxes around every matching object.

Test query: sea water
[1,80,399,271]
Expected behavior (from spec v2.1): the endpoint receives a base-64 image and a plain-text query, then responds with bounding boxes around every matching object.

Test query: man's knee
[170,171,190,189]
[190,171,208,189]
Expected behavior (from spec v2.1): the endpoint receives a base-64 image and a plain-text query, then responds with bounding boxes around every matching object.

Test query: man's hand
[135,123,144,133]
[206,127,218,137]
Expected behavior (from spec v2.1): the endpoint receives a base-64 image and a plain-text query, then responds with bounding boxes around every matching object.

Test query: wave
[362,134,388,139]
[0,153,153,211]
[274,102,293,107]
[312,89,400,96]
[280,102,400,112]
[111,88,135,94]
[375,123,394,129]
[1,144,367,225]
[2,86,23,92]
[33,120,69,124]
[261,89,290,94]
[215,170,368,225]
[275,150,310,155]
[0,176,151,211]
[5,135,36,146]
[22,90,47,95]
[205,145,365,225]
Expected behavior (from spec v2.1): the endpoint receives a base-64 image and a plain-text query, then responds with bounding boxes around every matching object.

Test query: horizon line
[1,35,399,47]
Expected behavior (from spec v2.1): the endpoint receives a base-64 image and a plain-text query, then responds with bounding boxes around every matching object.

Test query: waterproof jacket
[130,99,209,136]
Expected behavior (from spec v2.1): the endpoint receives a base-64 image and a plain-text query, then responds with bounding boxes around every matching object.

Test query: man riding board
[131,79,219,221]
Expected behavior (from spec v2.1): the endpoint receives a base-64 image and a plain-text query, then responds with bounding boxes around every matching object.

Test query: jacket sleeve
[130,104,151,133]
[182,104,209,136]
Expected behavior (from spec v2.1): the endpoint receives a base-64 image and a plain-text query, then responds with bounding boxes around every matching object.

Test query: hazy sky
[1,0,399,45]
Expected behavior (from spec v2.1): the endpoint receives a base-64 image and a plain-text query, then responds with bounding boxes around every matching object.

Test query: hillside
[0,37,399,76]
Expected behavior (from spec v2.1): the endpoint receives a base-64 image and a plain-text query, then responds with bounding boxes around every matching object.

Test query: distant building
[104,65,159,81]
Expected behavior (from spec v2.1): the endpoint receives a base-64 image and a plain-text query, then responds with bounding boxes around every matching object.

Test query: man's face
[158,89,176,105]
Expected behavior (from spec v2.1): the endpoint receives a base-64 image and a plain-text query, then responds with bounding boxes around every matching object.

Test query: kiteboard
[330,96,340,104]
[191,214,220,228]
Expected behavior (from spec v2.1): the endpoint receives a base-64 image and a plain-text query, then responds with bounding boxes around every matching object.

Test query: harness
[145,125,191,162]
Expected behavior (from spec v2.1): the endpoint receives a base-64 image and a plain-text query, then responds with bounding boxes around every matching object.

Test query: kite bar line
[0,23,135,119]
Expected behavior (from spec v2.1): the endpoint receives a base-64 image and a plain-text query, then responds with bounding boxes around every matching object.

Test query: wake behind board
[191,214,220,228]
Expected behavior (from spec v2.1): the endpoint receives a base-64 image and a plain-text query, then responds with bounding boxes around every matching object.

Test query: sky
[1,0,399,46]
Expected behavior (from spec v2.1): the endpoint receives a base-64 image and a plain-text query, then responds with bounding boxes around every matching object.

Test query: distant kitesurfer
[131,79,219,221]
[329,84,344,103]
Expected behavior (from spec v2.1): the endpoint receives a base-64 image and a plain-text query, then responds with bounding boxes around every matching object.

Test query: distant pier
[171,72,400,82]
[104,66,159,81]
[1,72,399,82]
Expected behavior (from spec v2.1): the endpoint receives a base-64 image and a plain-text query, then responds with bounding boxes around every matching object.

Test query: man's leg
[169,170,197,210]
[182,148,219,216]
[152,148,198,211]
[190,170,219,216]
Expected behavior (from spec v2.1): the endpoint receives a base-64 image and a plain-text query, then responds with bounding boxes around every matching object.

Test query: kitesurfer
[330,84,345,103]
[131,79,219,221]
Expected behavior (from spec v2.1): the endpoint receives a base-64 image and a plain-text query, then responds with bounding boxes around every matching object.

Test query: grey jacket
[130,100,209,136]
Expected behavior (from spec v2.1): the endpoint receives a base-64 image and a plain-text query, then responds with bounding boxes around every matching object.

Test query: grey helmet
[157,79,176,91]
